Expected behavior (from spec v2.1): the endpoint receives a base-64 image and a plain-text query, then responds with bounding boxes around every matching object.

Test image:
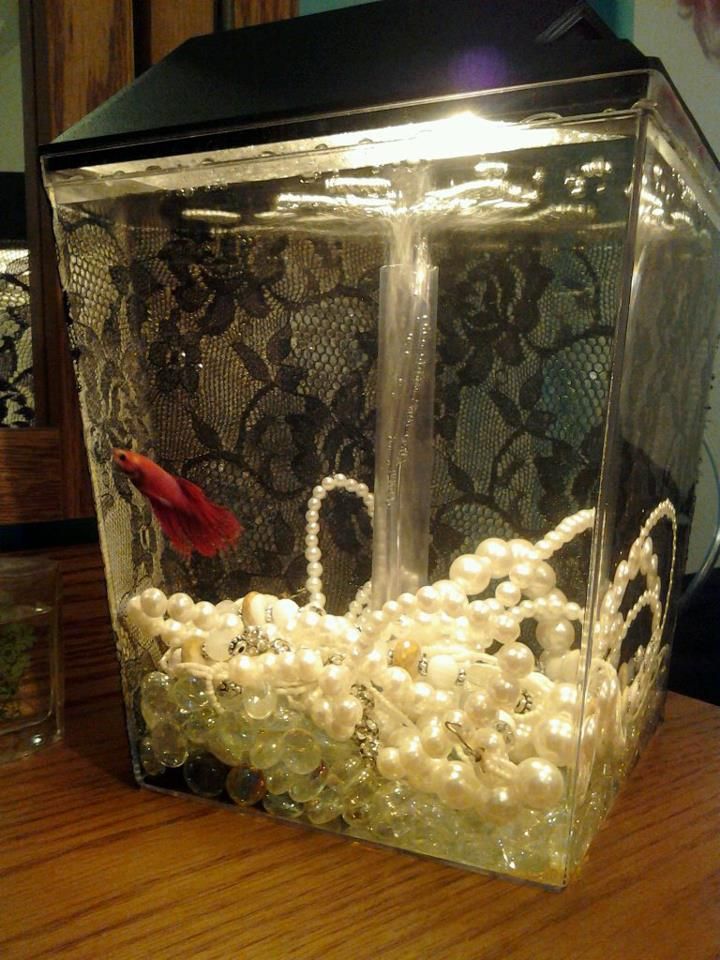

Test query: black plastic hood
[43,0,651,168]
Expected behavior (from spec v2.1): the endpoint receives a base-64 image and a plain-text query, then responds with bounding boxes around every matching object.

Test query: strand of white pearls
[304,474,374,610]
[123,489,676,817]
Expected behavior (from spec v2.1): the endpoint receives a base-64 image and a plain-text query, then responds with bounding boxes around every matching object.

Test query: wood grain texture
[36,0,134,139]
[234,0,298,27]
[133,0,215,71]
[21,0,136,519]
[0,549,717,960]
[0,428,63,522]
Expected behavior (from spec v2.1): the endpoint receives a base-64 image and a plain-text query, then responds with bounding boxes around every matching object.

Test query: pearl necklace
[123,474,676,817]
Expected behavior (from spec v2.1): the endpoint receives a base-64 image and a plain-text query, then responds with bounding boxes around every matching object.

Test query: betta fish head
[112,448,144,482]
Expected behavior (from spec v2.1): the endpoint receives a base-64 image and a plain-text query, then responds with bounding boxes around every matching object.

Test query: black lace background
[58,203,626,624]
[0,249,34,428]
[52,139,717,688]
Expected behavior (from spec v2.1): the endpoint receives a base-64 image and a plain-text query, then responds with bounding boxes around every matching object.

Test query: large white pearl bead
[533,713,577,767]
[496,641,534,678]
[410,680,435,715]
[436,760,476,810]
[549,681,581,720]
[495,581,522,608]
[484,784,520,823]
[433,579,467,618]
[420,718,451,758]
[416,585,441,614]
[508,538,539,561]
[463,689,496,726]
[275,651,298,684]
[193,600,218,630]
[536,617,574,653]
[523,560,557,598]
[376,746,404,780]
[272,598,299,631]
[449,554,492,595]
[124,595,145,628]
[161,618,185,648]
[168,593,195,623]
[140,587,167,618]
[383,666,414,707]
[297,648,323,682]
[318,663,352,697]
[426,654,459,690]
[228,654,262,688]
[493,613,520,644]
[515,757,565,810]
[489,674,521,708]
[475,538,512,577]
[334,694,363,728]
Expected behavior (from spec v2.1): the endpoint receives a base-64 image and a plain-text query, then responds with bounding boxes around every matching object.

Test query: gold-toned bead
[391,638,421,675]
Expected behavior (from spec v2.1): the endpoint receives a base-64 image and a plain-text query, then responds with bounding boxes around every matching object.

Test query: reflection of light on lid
[325,176,392,194]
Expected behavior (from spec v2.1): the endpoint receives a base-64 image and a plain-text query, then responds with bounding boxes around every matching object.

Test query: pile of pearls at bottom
[124,479,676,876]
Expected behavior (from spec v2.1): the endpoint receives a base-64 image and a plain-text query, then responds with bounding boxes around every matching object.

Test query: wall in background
[0,0,22,172]
[633,1,720,571]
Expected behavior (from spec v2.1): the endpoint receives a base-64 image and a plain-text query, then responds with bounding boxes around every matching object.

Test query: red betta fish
[112,448,243,558]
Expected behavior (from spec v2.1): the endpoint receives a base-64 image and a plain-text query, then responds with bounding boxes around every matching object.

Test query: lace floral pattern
[0,249,33,428]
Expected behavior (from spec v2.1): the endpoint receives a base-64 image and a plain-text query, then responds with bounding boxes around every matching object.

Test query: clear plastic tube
[371,242,438,606]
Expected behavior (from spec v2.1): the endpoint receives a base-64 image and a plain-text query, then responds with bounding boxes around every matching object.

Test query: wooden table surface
[1,545,719,960]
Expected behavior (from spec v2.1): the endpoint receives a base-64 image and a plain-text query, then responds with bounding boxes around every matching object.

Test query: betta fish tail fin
[147,497,194,557]
[174,477,244,557]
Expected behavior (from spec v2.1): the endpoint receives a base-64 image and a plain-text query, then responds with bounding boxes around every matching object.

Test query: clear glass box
[43,67,720,886]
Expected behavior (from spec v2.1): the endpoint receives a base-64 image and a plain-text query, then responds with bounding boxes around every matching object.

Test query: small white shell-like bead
[426,654,459,690]
[204,631,233,662]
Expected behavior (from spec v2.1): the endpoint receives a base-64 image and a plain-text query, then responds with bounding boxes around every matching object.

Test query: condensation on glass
[44,71,720,886]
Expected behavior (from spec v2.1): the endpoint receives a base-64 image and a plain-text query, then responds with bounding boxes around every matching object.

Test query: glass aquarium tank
[41,0,720,886]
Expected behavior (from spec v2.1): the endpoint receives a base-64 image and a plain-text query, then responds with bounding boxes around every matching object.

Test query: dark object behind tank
[43,0,651,167]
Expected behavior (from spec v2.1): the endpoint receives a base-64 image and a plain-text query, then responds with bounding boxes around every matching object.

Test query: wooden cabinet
[4,1,297,526]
